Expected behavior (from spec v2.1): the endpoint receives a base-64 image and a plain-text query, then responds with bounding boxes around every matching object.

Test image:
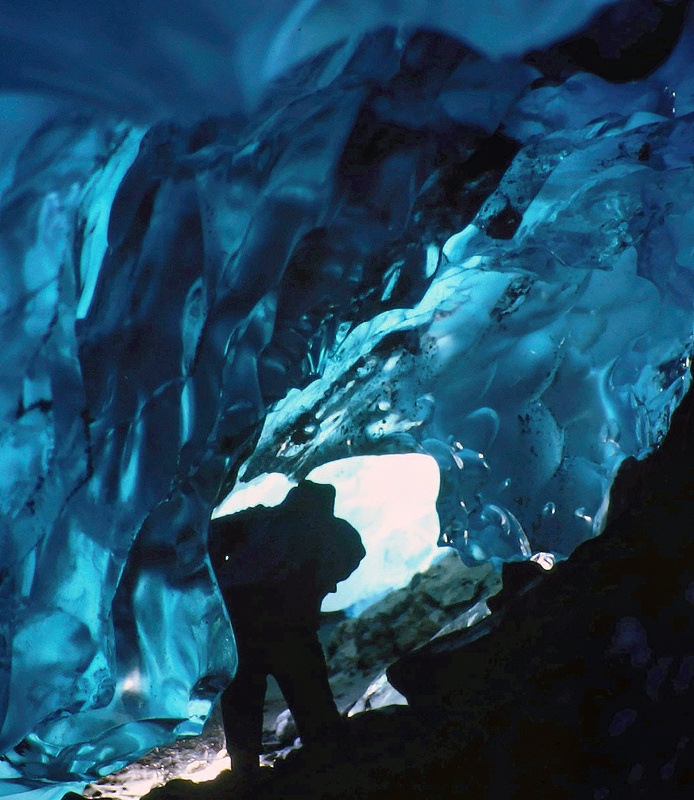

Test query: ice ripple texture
[1,0,694,793]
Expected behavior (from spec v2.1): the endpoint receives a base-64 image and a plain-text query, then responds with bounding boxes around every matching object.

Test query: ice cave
[3,0,694,797]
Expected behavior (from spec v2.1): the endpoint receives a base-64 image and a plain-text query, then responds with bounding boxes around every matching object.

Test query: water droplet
[377,399,391,412]
[574,507,593,523]
[603,441,621,460]
[530,552,555,571]
[542,502,556,517]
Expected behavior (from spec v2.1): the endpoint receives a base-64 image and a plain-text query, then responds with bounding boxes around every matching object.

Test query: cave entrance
[213,453,442,614]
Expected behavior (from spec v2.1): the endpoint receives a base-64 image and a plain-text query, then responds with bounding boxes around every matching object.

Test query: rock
[360,589,410,621]
[325,551,498,683]
[347,673,407,716]
[393,612,440,654]
[273,709,299,747]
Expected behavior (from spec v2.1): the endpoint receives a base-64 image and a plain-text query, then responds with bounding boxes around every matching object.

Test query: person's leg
[219,643,267,775]
[271,626,345,748]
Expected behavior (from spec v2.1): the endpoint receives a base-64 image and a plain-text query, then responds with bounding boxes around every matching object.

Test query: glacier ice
[242,93,694,563]
[1,0,694,794]
[0,0,617,119]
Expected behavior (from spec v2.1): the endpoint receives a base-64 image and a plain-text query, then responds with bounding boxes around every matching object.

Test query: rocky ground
[82,552,499,799]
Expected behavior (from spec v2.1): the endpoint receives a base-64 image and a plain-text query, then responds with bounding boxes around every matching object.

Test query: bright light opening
[212,453,442,614]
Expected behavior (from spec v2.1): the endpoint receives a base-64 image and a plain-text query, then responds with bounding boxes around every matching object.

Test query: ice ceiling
[2,0,694,795]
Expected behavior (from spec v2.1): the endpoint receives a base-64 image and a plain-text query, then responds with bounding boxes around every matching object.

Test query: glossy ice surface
[0,0,693,794]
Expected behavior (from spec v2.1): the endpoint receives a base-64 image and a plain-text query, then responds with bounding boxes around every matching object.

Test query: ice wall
[243,63,694,563]
[0,0,693,794]
[0,0,617,119]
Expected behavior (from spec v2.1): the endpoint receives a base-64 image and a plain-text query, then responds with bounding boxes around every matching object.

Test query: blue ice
[0,1,693,795]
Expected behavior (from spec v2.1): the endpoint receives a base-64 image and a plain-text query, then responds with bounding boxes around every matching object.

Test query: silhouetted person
[208,480,365,782]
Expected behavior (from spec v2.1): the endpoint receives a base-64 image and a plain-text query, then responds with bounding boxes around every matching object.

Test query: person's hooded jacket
[209,480,365,629]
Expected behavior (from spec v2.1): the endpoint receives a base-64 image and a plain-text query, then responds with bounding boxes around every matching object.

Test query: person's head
[284,479,336,510]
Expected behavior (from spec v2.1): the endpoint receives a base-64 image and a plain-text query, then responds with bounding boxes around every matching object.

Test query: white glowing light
[308,453,441,612]
[184,749,231,783]
[213,453,442,614]
[212,473,296,518]
[121,669,142,694]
